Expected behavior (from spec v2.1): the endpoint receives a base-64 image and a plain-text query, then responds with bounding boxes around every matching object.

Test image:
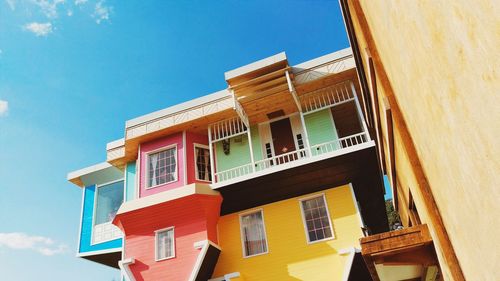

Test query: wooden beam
[230,67,289,90]
[237,84,290,103]
[367,54,386,175]
[384,97,397,210]
[234,75,287,94]
[373,246,438,266]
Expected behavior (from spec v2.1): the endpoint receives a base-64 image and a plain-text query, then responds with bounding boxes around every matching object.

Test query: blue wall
[79,185,122,254]
[125,162,136,202]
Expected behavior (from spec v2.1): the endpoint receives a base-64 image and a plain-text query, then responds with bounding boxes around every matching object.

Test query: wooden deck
[360,224,439,281]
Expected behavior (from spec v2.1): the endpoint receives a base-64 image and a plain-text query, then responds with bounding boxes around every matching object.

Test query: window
[300,195,334,243]
[240,210,268,257]
[296,133,306,157]
[95,180,124,225]
[264,143,274,165]
[195,145,211,182]
[147,146,177,188]
[155,227,175,261]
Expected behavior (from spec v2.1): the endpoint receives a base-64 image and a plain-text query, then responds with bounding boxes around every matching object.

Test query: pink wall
[186,132,209,184]
[139,132,185,197]
[114,194,222,281]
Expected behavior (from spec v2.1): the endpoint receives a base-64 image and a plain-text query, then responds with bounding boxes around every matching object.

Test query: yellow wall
[348,1,500,280]
[213,185,364,281]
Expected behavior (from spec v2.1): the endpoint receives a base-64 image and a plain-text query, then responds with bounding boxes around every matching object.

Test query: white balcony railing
[310,132,369,156]
[210,80,371,185]
[254,148,308,171]
[213,132,370,184]
[301,81,355,115]
[214,163,254,183]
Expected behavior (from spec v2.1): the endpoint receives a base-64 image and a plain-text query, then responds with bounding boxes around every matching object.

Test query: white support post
[351,81,370,141]
[286,70,312,157]
[285,70,302,112]
[231,90,249,128]
[299,113,313,157]
[208,126,216,183]
[246,126,256,172]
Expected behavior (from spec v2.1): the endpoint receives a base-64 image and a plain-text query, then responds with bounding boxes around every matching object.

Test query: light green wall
[304,109,338,152]
[215,125,262,172]
[125,162,136,201]
[250,125,263,161]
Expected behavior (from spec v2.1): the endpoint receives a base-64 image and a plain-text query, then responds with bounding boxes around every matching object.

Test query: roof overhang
[107,90,238,168]
[67,162,122,187]
[360,224,440,281]
[79,249,122,269]
[114,183,219,216]
[103,48,358,169]
[224,52,288,82]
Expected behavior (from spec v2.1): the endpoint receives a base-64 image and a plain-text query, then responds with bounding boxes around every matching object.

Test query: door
[270,118,297,163]
[330,101,363,138]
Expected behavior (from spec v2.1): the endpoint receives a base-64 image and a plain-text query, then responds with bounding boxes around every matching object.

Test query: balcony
[209,80,373,188]
[360,224,440,281]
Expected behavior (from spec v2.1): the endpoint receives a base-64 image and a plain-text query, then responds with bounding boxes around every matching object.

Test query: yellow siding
[213,185,363,280]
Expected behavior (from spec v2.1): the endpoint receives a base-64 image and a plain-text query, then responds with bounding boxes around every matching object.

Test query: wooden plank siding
[213,185,364,280]
[114,194,222,281]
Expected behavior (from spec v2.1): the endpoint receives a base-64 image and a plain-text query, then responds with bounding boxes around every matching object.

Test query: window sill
[145,179,178,190]
[155,255,176,262]
[195,179,212,183]
[306,236,335,245]
[243,251,269,259]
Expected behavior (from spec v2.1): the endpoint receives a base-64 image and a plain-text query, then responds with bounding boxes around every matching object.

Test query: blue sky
[0,1,389,280]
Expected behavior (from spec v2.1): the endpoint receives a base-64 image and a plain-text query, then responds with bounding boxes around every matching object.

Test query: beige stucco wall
[354,1,500,281]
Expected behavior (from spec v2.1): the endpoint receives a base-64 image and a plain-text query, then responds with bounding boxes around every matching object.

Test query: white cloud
[93,0,112,24]
[6,0,15,10]
[24,22,53,37]
[32,0,65,19]
[0,232,68,256]
[0,100,8,116]
[67,9,72,16]
[74,0,87,5]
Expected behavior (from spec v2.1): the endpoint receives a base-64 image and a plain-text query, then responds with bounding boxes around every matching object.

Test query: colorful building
[68,48,389,280]
[339,1,499,281]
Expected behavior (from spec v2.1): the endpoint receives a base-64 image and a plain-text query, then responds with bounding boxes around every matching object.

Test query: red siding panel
[114,194,222,281]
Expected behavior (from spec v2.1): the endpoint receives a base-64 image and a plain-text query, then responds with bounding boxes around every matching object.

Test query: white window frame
[91,179,124,245]
[193,143,211,182]
[155,226,175,261]
[145,144,178,189]
[239,209,269,258]
[299,193,335,244]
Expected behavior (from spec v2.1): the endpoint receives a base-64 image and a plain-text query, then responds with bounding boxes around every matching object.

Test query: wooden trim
[361,224,432,253]
[360,224,435,281]
[339,0,373,128]
[230,67,290,90]
[384,97,397,210]
[344,1,465,280]
[367,54,386,174]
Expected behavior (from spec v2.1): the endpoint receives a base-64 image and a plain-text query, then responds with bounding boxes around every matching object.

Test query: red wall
[139,132,210,198]
[116,194,222,281]
[186,132,209,184]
